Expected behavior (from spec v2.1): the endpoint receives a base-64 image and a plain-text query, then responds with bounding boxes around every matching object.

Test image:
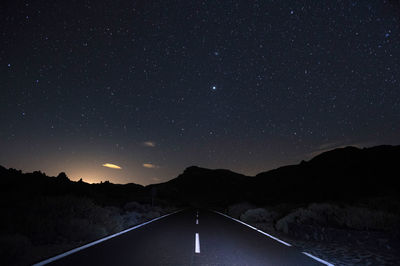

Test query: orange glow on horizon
[143,163,157,168]
[102,163,122,169]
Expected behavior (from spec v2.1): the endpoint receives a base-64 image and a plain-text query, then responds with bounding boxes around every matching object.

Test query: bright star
[212,86,216,90]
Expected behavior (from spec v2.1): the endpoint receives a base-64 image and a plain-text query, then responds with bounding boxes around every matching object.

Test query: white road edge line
[213,210,292,247]
[213,211,334,265]
[195,233,200,253]
[33,210,183,266]
[302,252,334,266]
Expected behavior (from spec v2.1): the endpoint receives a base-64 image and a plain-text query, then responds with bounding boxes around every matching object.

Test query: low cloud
[102,163,122,169]
[143,163,158,169]
[307,141,375,158]
[143,141,156,147]
[317,141,343,151]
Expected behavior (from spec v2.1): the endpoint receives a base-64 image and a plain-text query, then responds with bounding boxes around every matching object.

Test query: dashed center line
[195,233,200,253]
[196,218,198,224]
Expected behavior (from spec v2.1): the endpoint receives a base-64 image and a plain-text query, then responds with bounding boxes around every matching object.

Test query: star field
[1,0,399,184]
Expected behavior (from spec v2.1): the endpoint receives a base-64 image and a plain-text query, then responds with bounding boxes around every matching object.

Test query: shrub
[227,202,255,219]
[0,234,32,265]
[240,208,277,223]
[343,206,400,231]
[123,201,149,213]
[141,211,161,220]
[275,203,400,235]
[122,212,141,228]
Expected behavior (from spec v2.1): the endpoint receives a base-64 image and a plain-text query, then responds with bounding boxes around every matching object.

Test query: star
[1,0,399,188]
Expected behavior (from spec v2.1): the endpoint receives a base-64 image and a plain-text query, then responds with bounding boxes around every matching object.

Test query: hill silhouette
[1,145,399,207]
[149,145,400,206]
[147,166,250,206]
[250,145,400,204]
[0,166,146,207]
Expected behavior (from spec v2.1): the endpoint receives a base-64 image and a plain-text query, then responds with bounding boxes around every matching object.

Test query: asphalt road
[42,209,327,266]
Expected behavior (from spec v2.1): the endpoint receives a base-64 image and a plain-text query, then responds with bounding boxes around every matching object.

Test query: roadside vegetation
[226,198,400,265]
[0,167,177,265]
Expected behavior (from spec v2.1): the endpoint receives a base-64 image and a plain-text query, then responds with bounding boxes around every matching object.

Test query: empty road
[36,209,331,266]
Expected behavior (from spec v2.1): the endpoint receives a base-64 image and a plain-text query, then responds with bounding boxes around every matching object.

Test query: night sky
[1,1,399,185]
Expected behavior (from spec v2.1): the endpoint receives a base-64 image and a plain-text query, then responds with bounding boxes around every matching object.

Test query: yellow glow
[143,163,157,169]
[143,141,156,147]
[102,163,122,169]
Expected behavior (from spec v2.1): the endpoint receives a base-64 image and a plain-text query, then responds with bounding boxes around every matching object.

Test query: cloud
[307,141,376,158]
[102,163,122,169]
[316,141,343,151]
[152,177,161,182]
[143,141,156,147]
[143,163,158,169]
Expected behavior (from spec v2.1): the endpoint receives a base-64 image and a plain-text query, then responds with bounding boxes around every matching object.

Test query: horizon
[2,143,397,186]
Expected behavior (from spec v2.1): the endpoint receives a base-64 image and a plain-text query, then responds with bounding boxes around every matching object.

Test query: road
[39,209,330,265]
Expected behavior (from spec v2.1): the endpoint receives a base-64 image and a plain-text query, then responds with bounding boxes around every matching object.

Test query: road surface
[39,209,330,265]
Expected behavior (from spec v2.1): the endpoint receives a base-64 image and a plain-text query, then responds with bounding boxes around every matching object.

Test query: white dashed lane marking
[195,233,200,253]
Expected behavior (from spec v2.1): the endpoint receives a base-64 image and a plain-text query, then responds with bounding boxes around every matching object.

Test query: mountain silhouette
[250,145,399,204]
[147,166,250,206]
[149,145,400,206]
[0,166,145,206]
[1,145,399,207]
